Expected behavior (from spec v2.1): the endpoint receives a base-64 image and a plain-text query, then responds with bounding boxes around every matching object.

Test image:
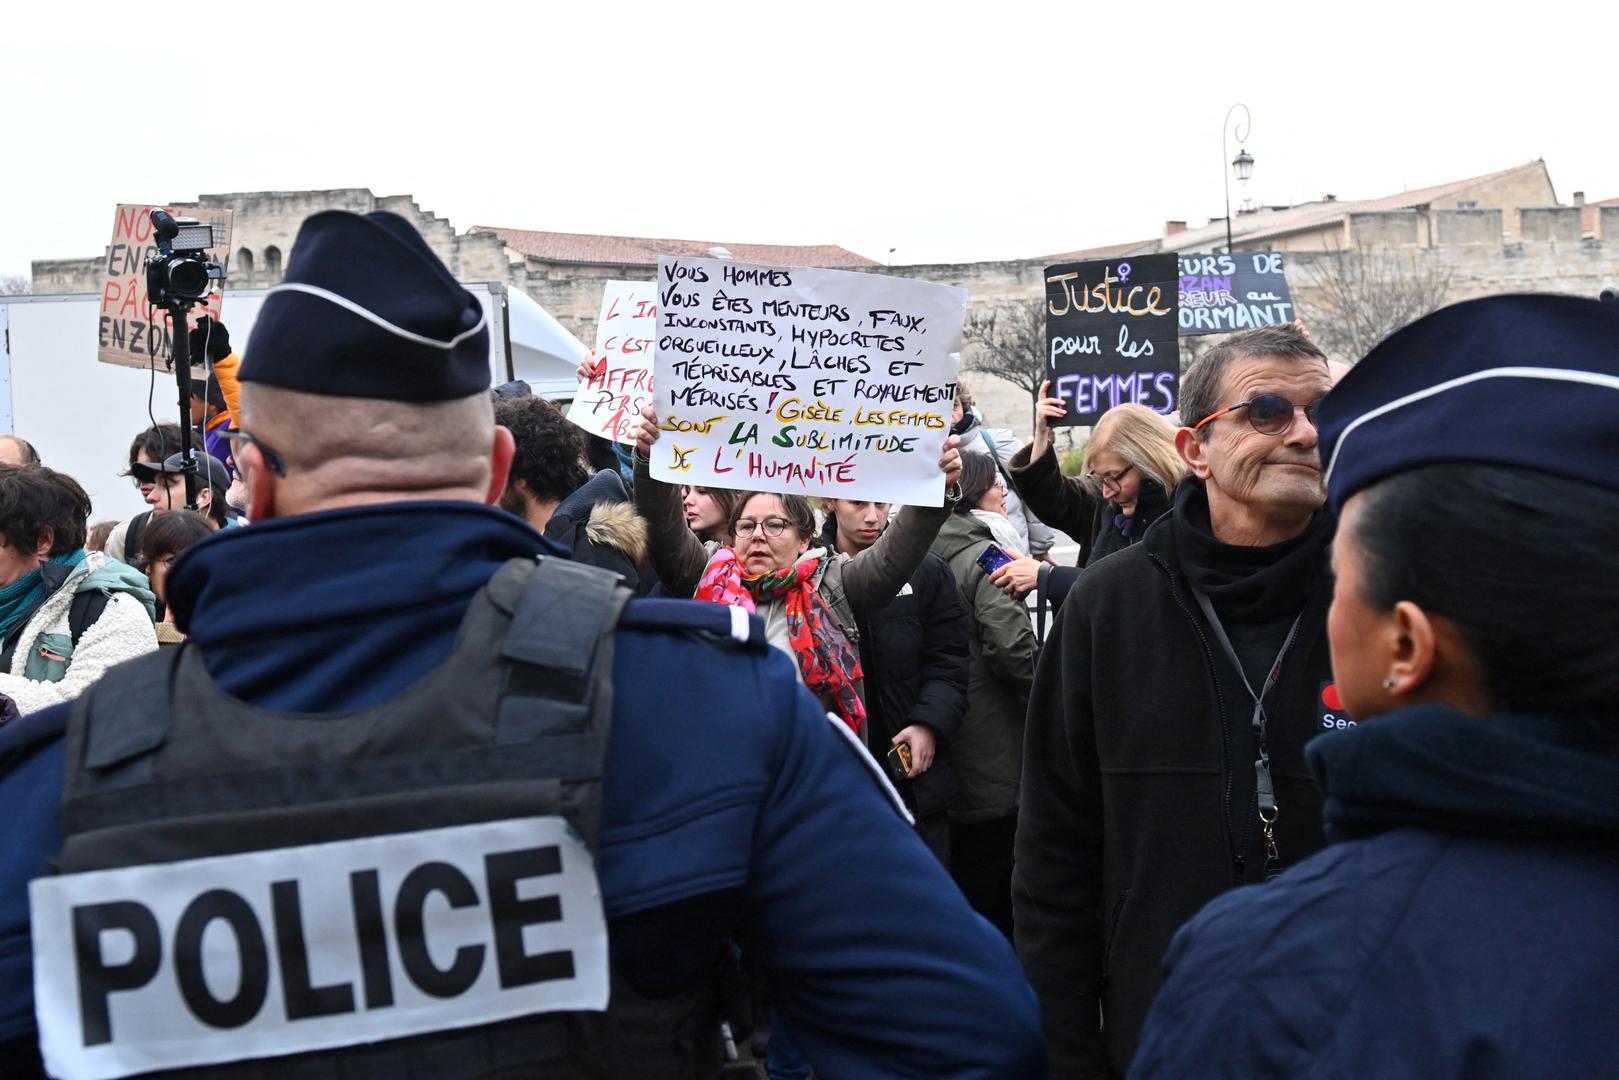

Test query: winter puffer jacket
[930,513,1037,823]
[0,553,157,716]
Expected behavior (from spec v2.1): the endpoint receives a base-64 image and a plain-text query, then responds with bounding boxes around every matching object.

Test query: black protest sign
[1177,251,1295,336]
[1044,254,1180,426]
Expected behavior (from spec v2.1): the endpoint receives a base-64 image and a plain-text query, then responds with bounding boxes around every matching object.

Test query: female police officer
[1131,293,1619,1078]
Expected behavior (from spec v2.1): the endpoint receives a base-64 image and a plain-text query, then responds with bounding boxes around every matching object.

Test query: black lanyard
[1192,589,1303,880]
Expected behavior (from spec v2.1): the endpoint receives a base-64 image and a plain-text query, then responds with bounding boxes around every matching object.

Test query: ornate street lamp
[1223,104,1254,253]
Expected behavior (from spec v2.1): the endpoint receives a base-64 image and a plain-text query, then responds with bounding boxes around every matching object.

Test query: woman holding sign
[633,406,962,740]
[993,393,1185,610]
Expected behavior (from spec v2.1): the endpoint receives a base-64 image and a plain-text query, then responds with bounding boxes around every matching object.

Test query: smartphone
[885,742,913,782]
[976,543,1014,575]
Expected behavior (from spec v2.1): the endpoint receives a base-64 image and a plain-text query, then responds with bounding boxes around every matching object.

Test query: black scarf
[1170,478,1333,625]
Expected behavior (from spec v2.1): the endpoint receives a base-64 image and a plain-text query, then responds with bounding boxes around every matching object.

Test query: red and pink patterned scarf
[694,548,866,732]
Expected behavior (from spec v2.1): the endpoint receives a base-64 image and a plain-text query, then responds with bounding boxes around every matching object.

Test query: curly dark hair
[0,465,91,556]
[495,396,591,505]
[125,423,184,472]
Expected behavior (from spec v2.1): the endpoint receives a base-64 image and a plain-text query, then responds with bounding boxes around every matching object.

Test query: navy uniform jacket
[1131,706,1619,1079]
[0,503,1042,1078]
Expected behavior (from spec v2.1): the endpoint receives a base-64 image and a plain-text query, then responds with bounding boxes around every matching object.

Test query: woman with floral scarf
[632,407,963,735]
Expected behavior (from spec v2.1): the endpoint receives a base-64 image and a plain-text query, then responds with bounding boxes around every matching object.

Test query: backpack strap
[68,589,110,647]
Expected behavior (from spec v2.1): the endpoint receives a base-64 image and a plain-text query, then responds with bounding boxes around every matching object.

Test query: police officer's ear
[486,425,516,508]
[241,443,280,524]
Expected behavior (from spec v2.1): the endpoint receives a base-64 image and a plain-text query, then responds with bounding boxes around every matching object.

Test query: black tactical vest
[43,557,723,1079]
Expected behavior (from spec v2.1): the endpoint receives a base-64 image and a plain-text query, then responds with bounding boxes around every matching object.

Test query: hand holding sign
[651,256,966,506]
[1029,379,1068,462]
[567,281,658,446]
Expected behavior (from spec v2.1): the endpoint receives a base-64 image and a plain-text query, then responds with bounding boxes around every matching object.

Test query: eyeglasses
[1194,393,1323,436]
[734,517,794,539]
[223,429,287,477]
[1086,463,1135,494]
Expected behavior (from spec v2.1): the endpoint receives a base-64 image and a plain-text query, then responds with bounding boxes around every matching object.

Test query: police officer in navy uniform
[1,211,1043,1079]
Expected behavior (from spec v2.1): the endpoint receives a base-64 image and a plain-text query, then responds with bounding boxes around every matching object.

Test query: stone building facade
[29,162,1619,438]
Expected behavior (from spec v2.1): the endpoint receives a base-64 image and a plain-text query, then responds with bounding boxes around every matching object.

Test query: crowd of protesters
[0,208,1615,1080]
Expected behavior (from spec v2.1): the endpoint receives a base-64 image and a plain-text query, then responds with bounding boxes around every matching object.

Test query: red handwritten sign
[97,204,234,370]
[566,280,657,445]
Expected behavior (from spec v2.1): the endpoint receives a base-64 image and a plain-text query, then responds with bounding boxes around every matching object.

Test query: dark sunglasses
[1194,393,1323,436]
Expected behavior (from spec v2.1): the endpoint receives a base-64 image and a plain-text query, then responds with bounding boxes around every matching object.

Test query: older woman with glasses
[988,392,1186,610]
[633,407,962,733]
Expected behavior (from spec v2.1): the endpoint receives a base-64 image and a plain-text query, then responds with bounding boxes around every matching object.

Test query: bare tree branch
[962,296,1048,423]
[0,274,29,296]
[1297,241,1452,362]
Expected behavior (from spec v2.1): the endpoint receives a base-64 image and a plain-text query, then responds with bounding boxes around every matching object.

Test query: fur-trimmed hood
[583,500,648,563]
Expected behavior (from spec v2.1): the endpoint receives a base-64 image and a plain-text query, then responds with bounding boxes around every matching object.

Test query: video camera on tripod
[143,209,227,509]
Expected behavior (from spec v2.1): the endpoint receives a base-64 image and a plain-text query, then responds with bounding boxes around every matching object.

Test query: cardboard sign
[567,281,657,445]
[1178,251,1295,335]
[97,204,234,370]
[651,257,966,505]
[31,817,608,1080]
[1044,254,1180,426]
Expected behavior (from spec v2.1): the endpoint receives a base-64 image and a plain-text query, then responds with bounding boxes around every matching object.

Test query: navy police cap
[239,211,489,401]
[1319,293,1619,511]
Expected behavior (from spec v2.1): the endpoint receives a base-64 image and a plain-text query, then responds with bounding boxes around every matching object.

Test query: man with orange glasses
[1014,324,1340,1078]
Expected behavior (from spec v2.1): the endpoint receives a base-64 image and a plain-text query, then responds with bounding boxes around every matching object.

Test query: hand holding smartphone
[976,543,1014,575]
[885,742,913,783]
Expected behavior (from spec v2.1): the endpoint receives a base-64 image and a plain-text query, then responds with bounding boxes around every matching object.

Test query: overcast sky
[3,1,1614,282]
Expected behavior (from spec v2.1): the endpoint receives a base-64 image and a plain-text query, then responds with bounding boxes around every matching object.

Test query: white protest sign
[566,280,658,445]
[31,817,607,1080]
[652,256,966,506]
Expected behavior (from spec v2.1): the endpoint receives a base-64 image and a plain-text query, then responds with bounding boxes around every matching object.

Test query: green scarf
[0,550,87,642]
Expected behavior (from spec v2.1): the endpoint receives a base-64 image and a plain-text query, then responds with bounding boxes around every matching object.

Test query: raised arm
[631,406,714,597]
[1007,380,1108,543]
[840,437,962,618]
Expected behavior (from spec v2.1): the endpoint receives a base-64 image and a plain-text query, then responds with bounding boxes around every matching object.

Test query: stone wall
[28,186,1619,442]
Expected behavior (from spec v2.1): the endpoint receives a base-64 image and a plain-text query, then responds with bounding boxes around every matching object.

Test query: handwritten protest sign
[98,204,233,370]
[1044,254,1180,426]
[651,257,966,505]
[1178,251,1294,335]
[567,281,658,444]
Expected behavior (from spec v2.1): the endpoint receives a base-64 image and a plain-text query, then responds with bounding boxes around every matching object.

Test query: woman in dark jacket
[930,453,1038,939]
[996,389,1185,610]
[1132,294,1619,1079]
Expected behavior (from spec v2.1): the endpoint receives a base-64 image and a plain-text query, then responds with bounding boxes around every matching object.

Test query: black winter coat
[1013,482,1334,1079]
[825,521,971,820]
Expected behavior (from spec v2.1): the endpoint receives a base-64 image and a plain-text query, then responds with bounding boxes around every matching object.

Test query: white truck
[0,282,587,522]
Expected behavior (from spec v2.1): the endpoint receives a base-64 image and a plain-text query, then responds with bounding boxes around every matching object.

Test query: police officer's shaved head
[233,212,512,521]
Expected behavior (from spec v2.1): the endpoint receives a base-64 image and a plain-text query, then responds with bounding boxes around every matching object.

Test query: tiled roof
[472,226,880,268]
[1231,161,1548,245]
[1039,237,1161,263]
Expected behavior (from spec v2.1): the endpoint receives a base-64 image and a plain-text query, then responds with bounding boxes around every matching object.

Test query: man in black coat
[1013,325,1338,1079]
[822,499,970,863]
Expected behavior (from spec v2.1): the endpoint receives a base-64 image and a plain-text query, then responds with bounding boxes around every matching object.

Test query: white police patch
[30,817,607,1080]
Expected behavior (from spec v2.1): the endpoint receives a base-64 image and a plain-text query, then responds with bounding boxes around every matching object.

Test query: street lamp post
[1223,103,1254,253]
